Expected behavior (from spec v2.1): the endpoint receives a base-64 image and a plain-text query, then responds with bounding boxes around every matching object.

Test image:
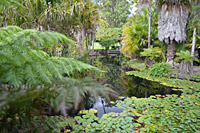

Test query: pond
[84,56,180,117]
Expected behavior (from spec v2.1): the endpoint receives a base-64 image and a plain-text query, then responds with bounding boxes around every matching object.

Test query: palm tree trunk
[166,40,175,65]
[148,6,151,48]
[191,27,197,73]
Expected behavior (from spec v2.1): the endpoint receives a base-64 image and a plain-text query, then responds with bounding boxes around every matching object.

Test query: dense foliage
[0,26,117,132]
[1,0,200,132]
[147,62,171,77]
[95,0,131,28]
[122,8,163,57]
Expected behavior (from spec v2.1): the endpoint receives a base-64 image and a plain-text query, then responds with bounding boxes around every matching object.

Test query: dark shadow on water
[84,56,180,117]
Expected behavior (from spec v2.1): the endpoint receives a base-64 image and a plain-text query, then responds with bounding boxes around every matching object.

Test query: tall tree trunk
[86,33,88,50]
[88,33,91,53]
[82,28,84,44]
[77,30,81,45]
[166,40,175,65]
[148,6,151,48]
[191,27,197,73]
[3,21,7,27]
[92,30,95,52]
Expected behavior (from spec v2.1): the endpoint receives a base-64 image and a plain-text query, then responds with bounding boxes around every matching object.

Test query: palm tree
[157,0,190,65]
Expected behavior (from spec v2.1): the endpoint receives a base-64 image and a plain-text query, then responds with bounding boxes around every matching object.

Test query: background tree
[0,0,100,55]
[95,0,131,28]
[121,8,162,59]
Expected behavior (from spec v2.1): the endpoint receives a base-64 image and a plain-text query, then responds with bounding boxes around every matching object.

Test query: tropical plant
[0,0,100,55]
[147,62,171,78]
[140,46,166,64]
[175,50,199,63]
[0,26,117,132]
[186,2,200,72]
[0,26,93,87]
[134,0,157,48]
[121,8,161,58]
[174,50,199,76]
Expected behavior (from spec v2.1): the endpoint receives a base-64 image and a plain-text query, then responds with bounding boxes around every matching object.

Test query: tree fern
[52,78,118,116]
[0,26,117,132]
[0,0,23,6]
[174,50,199,63]
[0,26,101,87]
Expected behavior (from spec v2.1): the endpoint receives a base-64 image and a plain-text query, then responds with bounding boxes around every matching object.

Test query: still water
[86,56,177,117]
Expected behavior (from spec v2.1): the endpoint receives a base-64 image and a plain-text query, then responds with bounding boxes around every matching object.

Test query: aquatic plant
[72,88,200,132]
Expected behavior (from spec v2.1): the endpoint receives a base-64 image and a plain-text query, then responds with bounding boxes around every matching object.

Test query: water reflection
[91,97,123,118]
[85,56,178,117]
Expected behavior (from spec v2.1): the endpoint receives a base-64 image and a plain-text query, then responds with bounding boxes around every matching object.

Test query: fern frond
[24,64,38,85]
[175,50,199,63]
[0,26,101,87]
[53,78,118,116]
[4,67,24,87]
[140,46,166,61]
[0,0,24,8]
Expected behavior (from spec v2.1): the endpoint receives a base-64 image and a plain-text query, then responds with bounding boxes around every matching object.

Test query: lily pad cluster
[71,70,200,132]
[126,71,200,94]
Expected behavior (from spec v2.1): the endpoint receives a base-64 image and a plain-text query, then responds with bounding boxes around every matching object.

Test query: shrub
[147,62,171,77]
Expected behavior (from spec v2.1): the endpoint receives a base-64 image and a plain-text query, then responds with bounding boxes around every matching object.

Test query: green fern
[0,0,24,8]
[174,50,199,63]
[17,116,76,132]
[52,78,118,116]
[0,26,116,132]
[140,46,166,61]
[0,26,101,87]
